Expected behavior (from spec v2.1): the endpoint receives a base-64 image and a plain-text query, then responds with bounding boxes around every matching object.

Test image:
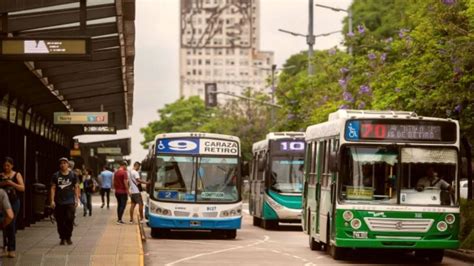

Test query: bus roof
[252,131,305,152]
[306,109,458,141]
[154,132,240,143]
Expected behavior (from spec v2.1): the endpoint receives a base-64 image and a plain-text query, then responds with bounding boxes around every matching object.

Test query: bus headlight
[445,214,455,224]
[343,211,353,221]
[351,218,362,230]
[437,221,448,232]
[220,207,242,217]
[150,202,171,216]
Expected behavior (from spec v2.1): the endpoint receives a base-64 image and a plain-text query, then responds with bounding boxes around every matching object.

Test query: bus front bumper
[335,238,459,249]
[148,213,242,230]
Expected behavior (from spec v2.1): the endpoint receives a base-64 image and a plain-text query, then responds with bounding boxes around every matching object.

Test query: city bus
[302,110,460,262]
[249,132,305,229]
[145,132,242,239]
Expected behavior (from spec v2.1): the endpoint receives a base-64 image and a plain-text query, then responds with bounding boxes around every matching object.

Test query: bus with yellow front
[302,110,460,262]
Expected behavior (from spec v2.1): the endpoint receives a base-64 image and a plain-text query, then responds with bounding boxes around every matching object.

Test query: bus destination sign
[156,138,239,155]
[271,139,305,155]
[345,120,456,142]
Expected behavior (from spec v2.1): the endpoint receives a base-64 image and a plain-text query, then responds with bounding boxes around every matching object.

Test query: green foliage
[460,199,474,249]
[276,0,474,144]
[139,96,214,148]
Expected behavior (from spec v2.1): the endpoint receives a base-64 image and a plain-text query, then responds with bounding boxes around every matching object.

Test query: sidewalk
[0,195,144,266]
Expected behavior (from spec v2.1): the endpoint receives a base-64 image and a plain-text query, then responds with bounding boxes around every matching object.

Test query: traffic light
[205,83,217,107]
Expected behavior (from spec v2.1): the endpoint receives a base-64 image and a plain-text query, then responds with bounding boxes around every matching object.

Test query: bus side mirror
[329,154,338,172]
[258,157,266,172]
[241,161,250,177]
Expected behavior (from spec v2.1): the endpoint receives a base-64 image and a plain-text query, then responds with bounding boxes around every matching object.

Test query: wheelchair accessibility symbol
[346,121,360,140]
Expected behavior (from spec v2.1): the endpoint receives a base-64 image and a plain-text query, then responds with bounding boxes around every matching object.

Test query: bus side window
[256,152,264,181]
[250,154,257,181]
[310,142,318,185]
[305,142,313,183]
[321,140,329,187]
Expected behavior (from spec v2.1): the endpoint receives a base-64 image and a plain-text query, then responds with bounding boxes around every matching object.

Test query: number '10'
[280,142,304,151]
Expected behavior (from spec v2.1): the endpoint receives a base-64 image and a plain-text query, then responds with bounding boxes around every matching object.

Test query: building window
[205,59,211,65]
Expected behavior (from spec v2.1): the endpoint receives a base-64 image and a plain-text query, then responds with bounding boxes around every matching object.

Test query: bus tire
[225,229,237,239]
[253,216,261,227]
[416,249,444,263]
[309,235,322,251]
[262,219,277,230]
[329,244,346,260]
[151,228,166,238]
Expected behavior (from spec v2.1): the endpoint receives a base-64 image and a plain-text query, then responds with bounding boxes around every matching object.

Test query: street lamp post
[315,3,353,55]
[307,0,315,75]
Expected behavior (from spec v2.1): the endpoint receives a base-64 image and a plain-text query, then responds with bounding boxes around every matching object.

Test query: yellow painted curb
[137,214,145,266]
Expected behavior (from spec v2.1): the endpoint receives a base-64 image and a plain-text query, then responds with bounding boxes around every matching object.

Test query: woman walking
[83,169,95,216]
[0,157,25,258]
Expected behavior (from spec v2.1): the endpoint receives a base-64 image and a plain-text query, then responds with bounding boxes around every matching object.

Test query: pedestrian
[0,157,24,258]
[128,162,149,224]
[113,161,129,224]
[75,169,87,216]
[0,189,13,231]
[50,157,80,245]
[83,169,95,216]
[99,166,113,209]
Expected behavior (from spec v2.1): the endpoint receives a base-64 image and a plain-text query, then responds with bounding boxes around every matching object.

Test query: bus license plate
[190,221,201,227]
[353,231,368,239]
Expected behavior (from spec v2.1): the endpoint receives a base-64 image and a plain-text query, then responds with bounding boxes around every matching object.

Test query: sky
[78,0,352,163]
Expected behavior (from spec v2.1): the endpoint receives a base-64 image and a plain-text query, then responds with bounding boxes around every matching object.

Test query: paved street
[144,206,470,265]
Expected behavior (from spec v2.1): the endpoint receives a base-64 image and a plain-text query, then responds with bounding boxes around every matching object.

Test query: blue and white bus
[145,132,242,239]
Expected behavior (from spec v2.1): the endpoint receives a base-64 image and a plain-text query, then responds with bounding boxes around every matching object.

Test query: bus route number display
[346,120,443,141]
[272,140,305,154]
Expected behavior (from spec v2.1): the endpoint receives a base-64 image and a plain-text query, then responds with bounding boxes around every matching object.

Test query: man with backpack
[50,157,80,245]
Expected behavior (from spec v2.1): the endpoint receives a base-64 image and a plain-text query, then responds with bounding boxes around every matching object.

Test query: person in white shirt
[128,162,149,223]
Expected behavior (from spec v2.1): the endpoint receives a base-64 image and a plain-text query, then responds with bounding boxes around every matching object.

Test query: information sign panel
[0,37,91,60]
[83,126,116,134]
[54,112,108,125]
[97,147,121,154]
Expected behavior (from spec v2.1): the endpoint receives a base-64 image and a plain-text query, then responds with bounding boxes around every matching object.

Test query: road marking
[164,235,270,266]
[304,263,317,266]
[316,256,324,259]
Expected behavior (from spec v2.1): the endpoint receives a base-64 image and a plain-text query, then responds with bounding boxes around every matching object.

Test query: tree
[140,96,215,148]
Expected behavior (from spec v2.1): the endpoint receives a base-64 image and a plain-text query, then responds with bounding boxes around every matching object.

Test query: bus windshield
[340,146,457,206]
[153,155,239,203]
[270,156,304,193]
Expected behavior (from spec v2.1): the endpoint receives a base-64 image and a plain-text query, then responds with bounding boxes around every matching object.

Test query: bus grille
[202,212,218,218]
[173,211,190,217]
[364,218,433,233]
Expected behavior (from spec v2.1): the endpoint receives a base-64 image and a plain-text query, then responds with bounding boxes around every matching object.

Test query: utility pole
[315,3,353,55]
[307,0,315,75]
[271,64,276,123]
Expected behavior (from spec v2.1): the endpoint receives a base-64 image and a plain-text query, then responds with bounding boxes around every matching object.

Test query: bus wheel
[262,219,277,230]
[416,249,444,263]
[329,244,346,260]
[225,229,237,239]
[253,217,261,227]
[309,235,322,251]
[151,228,166,238]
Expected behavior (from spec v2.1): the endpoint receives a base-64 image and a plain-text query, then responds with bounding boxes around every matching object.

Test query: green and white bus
[249,132,305,229]
[303,110,460,262]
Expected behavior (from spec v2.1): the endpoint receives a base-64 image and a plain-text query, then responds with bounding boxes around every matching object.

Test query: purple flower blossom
[347,31,355,37]
[454,104,462,113]
[384,37,393,43]
[442,0,456,5]
[339,104,348,110]
[359,85,371,94]
[338,79,347,88]
[322,95,329,102]
[368,53,377,60]
[398,28,409,38]
[454,66,462,74]
[358,101,366,109]
[340,67,350,74]
[357,25,365,34]
[343,91,354,102]
[287,113,296,120]
[394,87,401,93]
[380,53,387,62]
[328,48,336,55]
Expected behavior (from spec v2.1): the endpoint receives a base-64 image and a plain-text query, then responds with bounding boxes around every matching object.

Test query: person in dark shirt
[113,161,129,224]
[50,157,80,245]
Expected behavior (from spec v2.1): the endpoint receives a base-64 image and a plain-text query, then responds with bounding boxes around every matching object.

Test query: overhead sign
[83,126,116,134]
[70,149,81,157]
[156,138,239,155]
[97,147,121,155]
[271,139,305,155]
[54,112,108,125]
[106,155,123,161]
[0,37,91,60]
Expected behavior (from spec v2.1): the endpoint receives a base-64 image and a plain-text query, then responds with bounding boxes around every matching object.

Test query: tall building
[179,0,274,102]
